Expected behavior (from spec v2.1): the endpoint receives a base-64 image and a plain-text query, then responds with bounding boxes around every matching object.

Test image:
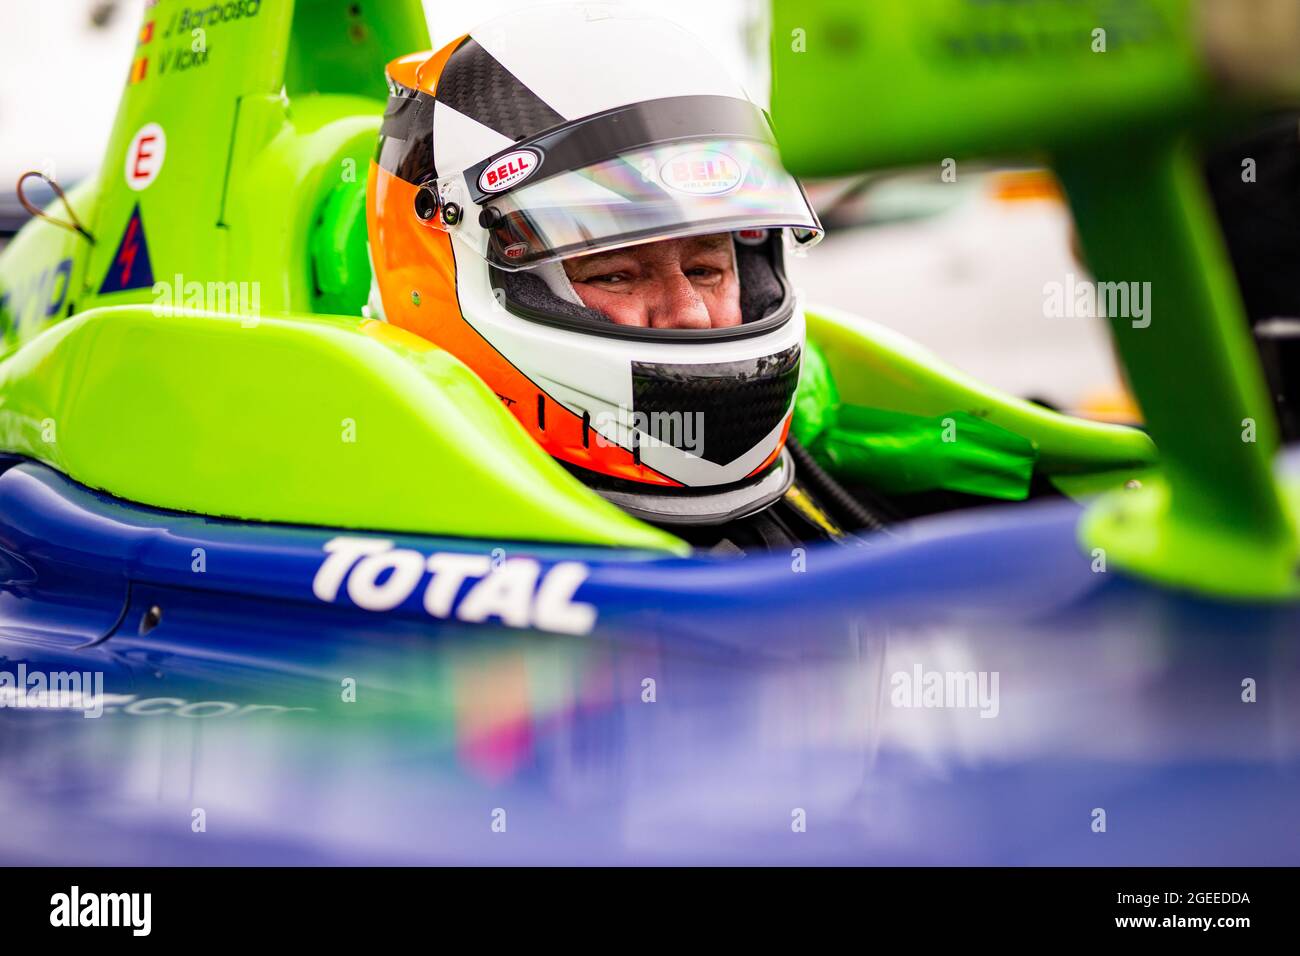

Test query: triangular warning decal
[98,204,155,294]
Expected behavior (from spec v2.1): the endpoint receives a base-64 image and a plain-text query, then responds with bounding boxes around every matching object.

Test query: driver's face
[562,233,742,330]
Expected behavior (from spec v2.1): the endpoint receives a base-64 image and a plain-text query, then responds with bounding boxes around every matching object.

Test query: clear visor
[435,138,822,271]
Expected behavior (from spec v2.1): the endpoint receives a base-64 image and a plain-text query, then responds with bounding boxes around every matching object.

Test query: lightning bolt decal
[98,204,154,294]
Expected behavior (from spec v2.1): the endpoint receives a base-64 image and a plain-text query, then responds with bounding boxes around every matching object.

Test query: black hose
[785,437,892,534]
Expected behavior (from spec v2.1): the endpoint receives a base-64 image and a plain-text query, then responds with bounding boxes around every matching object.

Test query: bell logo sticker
[479,148,541,193]
[660,149,742,196]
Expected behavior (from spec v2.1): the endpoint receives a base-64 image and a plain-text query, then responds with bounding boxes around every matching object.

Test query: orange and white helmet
[366,3,822,524]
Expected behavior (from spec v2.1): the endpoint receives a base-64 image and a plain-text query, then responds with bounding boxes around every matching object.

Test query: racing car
[0,0,1297,865]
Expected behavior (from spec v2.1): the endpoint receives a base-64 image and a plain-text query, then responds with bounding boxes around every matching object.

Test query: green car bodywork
[0,0,1153,559]
[771,0,1300,599]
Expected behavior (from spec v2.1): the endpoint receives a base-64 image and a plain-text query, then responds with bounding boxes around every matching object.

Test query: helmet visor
[442,137,822,271]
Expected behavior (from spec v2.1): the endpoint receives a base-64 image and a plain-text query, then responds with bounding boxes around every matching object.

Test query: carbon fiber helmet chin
[367,3,822,525]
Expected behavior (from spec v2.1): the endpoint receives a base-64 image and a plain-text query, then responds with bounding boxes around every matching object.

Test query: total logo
[312,537,597,636]
[479,148,541,193]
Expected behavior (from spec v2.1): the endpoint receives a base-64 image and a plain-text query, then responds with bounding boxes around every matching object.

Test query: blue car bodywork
[2,452,1296,864]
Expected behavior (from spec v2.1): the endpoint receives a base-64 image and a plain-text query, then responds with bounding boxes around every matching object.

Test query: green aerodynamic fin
[774,0,1300,599]
[0,306,686,553]
[795,337,1037,500]
[796,309,1155,499]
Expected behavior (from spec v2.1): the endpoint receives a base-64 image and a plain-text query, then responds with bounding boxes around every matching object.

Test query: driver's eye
[587,273,627,285]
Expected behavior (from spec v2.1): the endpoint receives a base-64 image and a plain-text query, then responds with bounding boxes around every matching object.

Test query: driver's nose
[647,272,712,330]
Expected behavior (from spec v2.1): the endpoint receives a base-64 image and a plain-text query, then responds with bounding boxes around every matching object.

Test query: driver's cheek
[576,287,651,327]
[566,281,646,326]
[701,275,743,328]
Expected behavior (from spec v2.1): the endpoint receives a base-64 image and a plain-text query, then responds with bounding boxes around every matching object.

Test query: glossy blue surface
[1,454,1297,864]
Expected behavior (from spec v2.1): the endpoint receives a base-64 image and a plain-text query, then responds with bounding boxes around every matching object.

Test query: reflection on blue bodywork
[0,457,1296,864]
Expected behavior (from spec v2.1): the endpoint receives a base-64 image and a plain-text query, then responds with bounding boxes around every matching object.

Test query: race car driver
[366,4,1037,551]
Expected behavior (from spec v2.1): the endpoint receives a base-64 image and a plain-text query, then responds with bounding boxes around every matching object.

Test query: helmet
[366,3,822,525]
